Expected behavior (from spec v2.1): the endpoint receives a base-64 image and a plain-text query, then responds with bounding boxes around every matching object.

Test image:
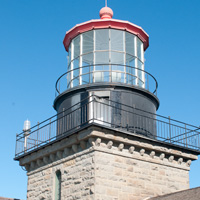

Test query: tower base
[19,125,198,200]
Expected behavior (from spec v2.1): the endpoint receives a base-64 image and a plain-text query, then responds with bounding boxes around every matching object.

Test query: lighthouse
[15,6,199,200]
[54,6,159,139]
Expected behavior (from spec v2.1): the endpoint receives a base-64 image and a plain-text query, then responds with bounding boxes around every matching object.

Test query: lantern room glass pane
[82,31,94,54]
[94,72,104,82]
[137,60,144,87]
[67,72,71,88]
[95,51,109,64]
[74,36,80,59]
[110,29,124,52]
[126,32,135,56]
[94,66,109,83]
[126,54,135,66]
[82,74,90,85]
[82,53,93,66]
[112,72,121,82]
[72,65,79,87]
[68,46,71,70]
[111,52,124,65]
[73,58,79,69]
[95,65,103,71]
[137,38,142,60]
[126,55,135,85]
[95,29,109,50]
[112,65,124,72]
[126,66,133,85]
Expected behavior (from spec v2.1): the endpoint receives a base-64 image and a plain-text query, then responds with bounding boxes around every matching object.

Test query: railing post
[126,124,129,131]
[93,95,95,123]
[133,105,136,134]
[49,119,51,142]
[24,131,27,153]
[15,133,18,156]
[168,116,171,142]
[110,65,112,83]
[198,126,200,150]
[37,122,39,147]
[62,108,65,135]
[89,66,91,83]
[185,124,187,147]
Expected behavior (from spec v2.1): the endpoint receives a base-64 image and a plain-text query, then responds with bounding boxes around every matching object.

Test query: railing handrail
[17,94,200,139]
[16,94,200,138]
[15,94,200,158]
[55,64,158,95]
[16,95,93,138]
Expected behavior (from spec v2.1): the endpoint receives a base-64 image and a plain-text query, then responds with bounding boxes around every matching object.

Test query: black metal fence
[15,95,200,158]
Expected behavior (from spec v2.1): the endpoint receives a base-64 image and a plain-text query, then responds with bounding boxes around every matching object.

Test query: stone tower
[15,6,199,200]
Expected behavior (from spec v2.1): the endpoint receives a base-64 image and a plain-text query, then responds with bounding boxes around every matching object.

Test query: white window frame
[70,41,74,88]
[80,34,83,85]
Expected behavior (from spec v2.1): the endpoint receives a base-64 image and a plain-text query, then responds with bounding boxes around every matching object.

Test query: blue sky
[0,0,200,199]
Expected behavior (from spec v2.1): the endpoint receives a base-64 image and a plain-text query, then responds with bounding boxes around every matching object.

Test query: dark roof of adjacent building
[0,197,20,200]
[149,187,200,200]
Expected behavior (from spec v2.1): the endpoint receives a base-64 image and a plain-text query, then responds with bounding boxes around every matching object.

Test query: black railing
[55,64,158,96]
[15,95,200,158]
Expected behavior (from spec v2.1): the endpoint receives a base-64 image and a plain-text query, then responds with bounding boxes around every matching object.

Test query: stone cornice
[20,126,198,172]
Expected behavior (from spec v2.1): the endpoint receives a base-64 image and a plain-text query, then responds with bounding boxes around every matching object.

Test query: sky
[0,0,200,199]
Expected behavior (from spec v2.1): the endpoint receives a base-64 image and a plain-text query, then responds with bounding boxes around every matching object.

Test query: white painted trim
[141,42,145,88]
[93,30,96,83]
[71,40,74,88]
[134,35,138,86]
[123,31,126,83]
[80,34,83,85]
[109,29,111,82]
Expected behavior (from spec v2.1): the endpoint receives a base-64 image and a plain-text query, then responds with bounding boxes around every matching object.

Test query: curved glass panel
[126,54,135,66]
[68,46,71,70]
[82,53,92,85]
[72,66,79,87]
[126,32,135,56]
[137,60,144,87]
[95,51,109,64]
[110,29,124,51]
[82,53,93,66]
[137,37,142,61]
[111,51,124,65]
[66,29,145,89]
[74,36,80,58]
[82,31,93,53]
[95,29,109,50]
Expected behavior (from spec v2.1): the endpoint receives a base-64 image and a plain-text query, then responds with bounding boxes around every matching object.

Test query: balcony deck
[15,95,200,159]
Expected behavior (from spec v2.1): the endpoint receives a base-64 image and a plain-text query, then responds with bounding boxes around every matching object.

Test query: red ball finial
[99,7,113,19]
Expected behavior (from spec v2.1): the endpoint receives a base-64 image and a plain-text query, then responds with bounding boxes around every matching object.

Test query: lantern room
[62,6,150,91]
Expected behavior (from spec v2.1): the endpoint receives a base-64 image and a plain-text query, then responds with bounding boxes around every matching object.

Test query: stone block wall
[95,151,189,200]
[19,127,197,200]
[27,151,95,200]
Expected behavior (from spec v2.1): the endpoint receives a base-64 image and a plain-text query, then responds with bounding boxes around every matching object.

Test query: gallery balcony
[15,94,200,159]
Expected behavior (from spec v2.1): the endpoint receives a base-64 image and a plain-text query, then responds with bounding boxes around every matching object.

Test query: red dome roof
[63,8,149,52]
